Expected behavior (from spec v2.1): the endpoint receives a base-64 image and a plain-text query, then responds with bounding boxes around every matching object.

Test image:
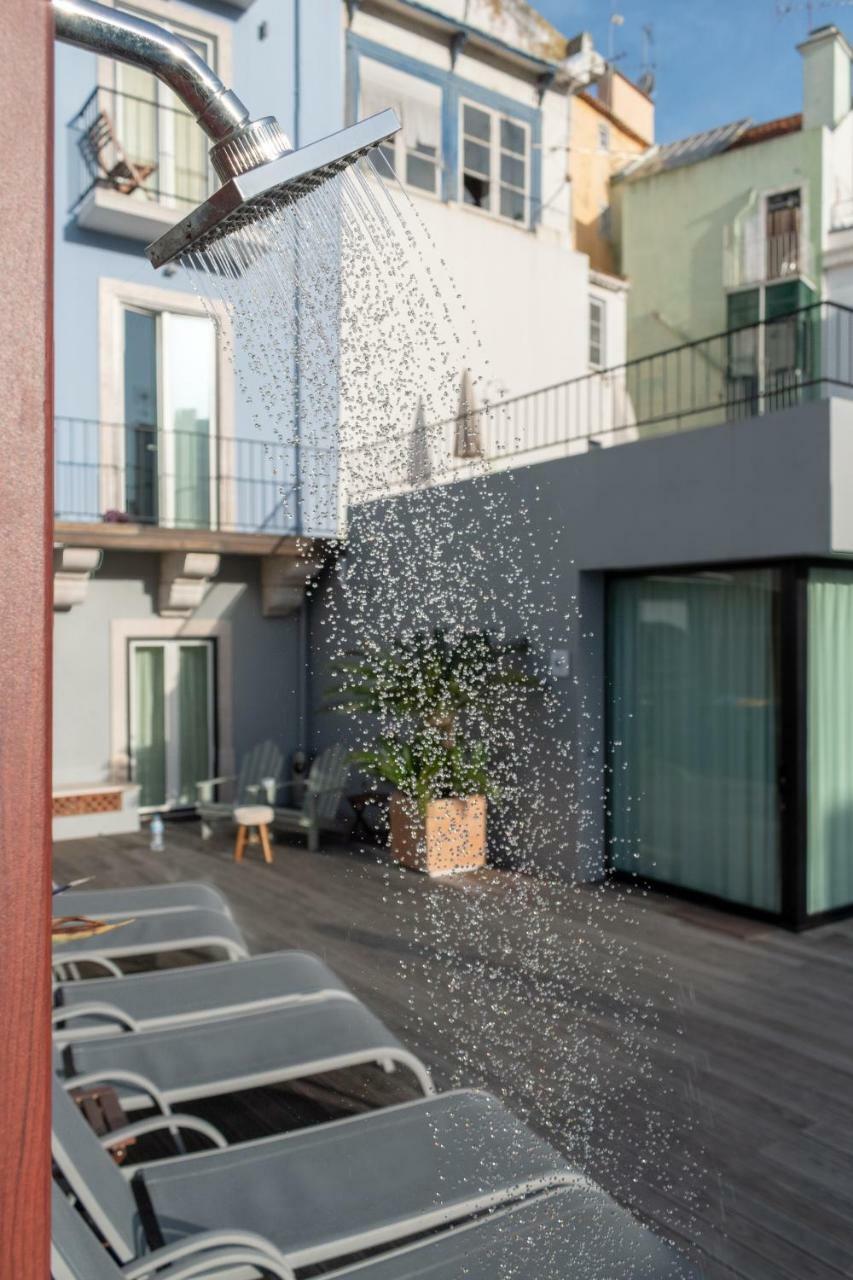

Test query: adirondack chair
[78,109,157,198]
[273,744,350,852]
[196,740,284,838]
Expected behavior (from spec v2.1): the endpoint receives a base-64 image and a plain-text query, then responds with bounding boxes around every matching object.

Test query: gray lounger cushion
[52,1077,581,1271]
[54,950,352,1038]
[57,881,232,920]
[58,995,433,1104]
[52,907,247,965]
[136,1090,584,1269]
[329,1186,699,1278]
[52,1179,697,1280]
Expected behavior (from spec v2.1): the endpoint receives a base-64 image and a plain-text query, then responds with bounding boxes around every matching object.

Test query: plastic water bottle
[150,813,165,852]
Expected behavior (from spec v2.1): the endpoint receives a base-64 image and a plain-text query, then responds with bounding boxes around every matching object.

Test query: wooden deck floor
[54,825,853,1280]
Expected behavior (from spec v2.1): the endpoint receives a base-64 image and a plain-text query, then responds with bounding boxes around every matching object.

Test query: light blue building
[52,0,342,831]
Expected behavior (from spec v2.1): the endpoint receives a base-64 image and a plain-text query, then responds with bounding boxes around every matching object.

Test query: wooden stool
[233,804,275,865]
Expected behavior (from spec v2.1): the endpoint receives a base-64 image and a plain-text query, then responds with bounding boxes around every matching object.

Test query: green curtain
[807,569,853,914]
[173,407,210,529]
[133,646,166,808]
[608,571,781,911]
[178,645,211,805]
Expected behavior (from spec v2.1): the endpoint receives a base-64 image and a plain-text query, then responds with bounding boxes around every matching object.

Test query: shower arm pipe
[52,0,293,168]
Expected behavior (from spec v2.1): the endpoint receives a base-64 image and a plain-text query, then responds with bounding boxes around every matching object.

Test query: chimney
[798,25,853,130]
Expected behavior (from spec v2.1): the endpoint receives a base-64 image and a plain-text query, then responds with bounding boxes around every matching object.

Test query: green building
[613,24,853,364]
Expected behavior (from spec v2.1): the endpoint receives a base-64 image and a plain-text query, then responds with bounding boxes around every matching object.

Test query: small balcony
[723,224,811,289]
[67,86,214,243]
[54,418,307,545]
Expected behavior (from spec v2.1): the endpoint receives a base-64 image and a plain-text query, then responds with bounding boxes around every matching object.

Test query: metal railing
[68,85,214,213]
[723,225,811,288]
[440,302,853,467]
[54,418,305,535]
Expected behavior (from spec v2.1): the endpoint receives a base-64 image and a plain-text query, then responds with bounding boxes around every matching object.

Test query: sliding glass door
[608,570,781,912]
[123,306,217,529]
[807,569,853,914]
[130,639,214,810]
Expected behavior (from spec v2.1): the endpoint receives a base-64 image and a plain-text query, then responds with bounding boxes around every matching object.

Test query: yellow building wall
[569,94,650,276]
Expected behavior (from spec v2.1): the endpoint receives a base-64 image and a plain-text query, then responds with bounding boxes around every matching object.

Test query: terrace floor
[54,824,853,1280]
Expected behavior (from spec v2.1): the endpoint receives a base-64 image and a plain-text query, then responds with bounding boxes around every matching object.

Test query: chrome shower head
[146,108,401,269]
[52,0,401,269]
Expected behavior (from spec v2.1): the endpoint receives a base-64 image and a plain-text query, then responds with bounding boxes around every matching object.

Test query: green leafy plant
[328,629,540,813]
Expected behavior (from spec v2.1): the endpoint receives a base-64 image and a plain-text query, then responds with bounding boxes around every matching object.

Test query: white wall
[341,5,617,509]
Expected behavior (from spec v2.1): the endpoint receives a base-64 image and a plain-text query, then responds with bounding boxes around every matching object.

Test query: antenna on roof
[776,0,853,33]
[608,3,625,63]
[639,23,656,95]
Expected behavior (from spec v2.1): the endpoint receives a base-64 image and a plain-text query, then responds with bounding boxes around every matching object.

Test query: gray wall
[53,553,302,788]
[308,398,853,879]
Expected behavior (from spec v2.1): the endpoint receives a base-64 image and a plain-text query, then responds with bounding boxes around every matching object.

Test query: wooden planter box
[389,792,487,875]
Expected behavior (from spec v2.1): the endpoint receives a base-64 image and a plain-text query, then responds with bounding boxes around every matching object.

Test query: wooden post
[0,1,54,1274]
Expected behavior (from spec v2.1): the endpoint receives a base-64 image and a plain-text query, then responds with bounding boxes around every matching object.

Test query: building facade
[341,0,629,496]
[614,25,853,361]
[52,0,341,834]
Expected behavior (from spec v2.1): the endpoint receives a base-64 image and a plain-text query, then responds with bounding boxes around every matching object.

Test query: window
[360,59,442,195]
[597,121,610,151]
[589,297,606,367]
[111,5,220,207]
[765,189,800,280]
[608,570,782,912]
[130,639,214,809]
[461,101,530,225]
[122,305,218,528]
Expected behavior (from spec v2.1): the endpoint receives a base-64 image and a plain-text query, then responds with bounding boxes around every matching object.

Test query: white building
[340,0,628,504]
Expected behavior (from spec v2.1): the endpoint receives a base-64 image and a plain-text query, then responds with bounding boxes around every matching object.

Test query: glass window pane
[500,117,525,155]
[500,153,525,189]
[463,104,491,142]
[463,172,490,209]
[164,313,215,529]
[124,308,158,522]
[499,186,526,222]
[463,139,491,178]
[178,644,212,805]
[807,568,853,913]
[132,645,166,808]
[608,570,781,912]
[406,152,437,192]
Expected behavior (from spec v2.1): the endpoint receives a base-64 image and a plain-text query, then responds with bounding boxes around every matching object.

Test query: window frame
[589,295,606,369]
[128,636,216,810]
[98,1,230,210]
[359,60,443,199]
[98,277,235,531]
[458,97,532,229]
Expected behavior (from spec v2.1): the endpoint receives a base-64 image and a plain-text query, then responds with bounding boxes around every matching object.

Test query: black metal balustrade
[54,418,307,535]
[447,302,853,464]
[68,85,213,212]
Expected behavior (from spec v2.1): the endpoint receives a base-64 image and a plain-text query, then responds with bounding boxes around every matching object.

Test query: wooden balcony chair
[273,743,351,853]
[196,739,284,839]
[78,108,157,198]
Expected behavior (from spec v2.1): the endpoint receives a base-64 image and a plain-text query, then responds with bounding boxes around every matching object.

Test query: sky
[531,0,853,142]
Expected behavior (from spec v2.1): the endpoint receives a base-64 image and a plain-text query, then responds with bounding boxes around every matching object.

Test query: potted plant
[328,629,539,875]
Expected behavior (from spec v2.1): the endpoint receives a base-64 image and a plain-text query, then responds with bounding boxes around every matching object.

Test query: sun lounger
[52,1178,697,1280]
[53,950,354,1041]
[55,881,233,920]
[52,907,248,980]
[52,1077,584,1273]
[56,994,434,1108]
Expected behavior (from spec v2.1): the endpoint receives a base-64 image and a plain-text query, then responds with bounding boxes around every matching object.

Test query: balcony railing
[54,419,306,535]
[433,302,853,471]
[723,225,811,288]
[68,85,214,214]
